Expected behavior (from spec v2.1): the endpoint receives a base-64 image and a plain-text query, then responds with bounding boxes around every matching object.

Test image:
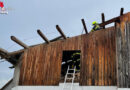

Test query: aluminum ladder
[62,66,76,90]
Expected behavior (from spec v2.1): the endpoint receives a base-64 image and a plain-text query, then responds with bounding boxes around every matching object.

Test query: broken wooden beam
[0,48,10,55]
[9,49,24,56]
[81,19,88,34]
[56,25,67,39]
[101,13,105,29]
[11,36,29,49]
[120,8,124,16]
[37,30,50,43]
[0,48,11,62]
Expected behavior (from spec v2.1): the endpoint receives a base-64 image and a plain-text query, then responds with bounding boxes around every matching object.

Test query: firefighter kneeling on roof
[91,21,101,32]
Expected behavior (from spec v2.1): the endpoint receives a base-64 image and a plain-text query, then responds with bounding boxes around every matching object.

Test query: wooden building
[0,10,130,90]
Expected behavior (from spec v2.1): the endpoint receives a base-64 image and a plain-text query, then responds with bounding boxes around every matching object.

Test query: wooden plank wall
[19,27,116,86]
[80,27,116,85]
[116,13,130,88]
[19,34,81,85]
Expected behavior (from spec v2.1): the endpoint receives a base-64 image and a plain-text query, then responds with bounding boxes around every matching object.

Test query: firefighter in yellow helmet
[91,21,101,32]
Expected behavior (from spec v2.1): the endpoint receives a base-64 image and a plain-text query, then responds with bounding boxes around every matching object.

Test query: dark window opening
[60,50,81,83]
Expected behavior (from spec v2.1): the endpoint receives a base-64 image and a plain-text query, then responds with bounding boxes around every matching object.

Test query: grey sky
[0,0,130,88]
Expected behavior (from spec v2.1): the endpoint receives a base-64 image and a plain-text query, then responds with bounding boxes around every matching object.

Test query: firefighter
[71,52,80,70]
[91,21,101,32]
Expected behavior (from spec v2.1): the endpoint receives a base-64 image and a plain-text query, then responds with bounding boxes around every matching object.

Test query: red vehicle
[0,1,4,8]
[0,1,8,14]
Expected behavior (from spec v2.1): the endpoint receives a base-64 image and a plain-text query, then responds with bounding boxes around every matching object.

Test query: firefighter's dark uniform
[71,52,80,70]
[91,21,100,32]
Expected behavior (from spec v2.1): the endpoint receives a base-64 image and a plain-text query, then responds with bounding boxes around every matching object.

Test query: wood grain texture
[116,13,130,88]
[80,27,116,86]
[19,27,116,86]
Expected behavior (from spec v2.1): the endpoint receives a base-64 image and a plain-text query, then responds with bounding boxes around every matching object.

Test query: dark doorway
[60,50,81,82]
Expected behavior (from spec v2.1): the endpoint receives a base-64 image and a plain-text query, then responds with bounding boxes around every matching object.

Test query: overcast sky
[0,0,130,88]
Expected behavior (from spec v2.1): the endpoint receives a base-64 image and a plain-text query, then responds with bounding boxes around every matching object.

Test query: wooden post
[56,25,67,39]
[120,8,124,16]
[37,30,50,43]
[116,13,130,88]
[81,19,88,34]
[126,23,130,87]
[11,36,29,49]
[101,13,105,29]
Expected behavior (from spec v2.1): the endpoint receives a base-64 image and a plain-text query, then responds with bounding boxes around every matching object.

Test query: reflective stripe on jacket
[91,24,100,32]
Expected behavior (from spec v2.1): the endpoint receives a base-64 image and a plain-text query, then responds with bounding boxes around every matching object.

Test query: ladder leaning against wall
[62,66,76,90]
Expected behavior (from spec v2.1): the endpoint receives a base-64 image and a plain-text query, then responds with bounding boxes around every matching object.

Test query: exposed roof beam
[56,25,67,39]
[0,48,9,55]
[0,48,10,60]
[37,30,50,43]
[99,16,120,27]
[81,19,88,34]
[120,8,124,16]
[99,9,126,27]
[7,36,63,56]
[9,49,24,56]
[0,49,16,65]
[50,36,62,42]
[11,36,29,49]
[101,13,105,29]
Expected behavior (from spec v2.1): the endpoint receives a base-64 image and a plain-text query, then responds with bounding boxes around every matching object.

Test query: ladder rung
[76,70,80,72]
[66,78,73,79]
[67,73,73,74]
[69,69,75,70]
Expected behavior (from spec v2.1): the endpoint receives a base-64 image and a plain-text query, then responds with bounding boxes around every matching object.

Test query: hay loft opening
[61,50,81,82]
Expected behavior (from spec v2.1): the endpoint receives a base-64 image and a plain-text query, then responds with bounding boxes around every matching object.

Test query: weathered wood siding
[80,27,116,85]
[116,13,130,88]
[19,27,116,86]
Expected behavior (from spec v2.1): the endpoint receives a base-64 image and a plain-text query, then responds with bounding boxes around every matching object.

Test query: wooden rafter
[81,19,88,34]
[56,25,67,39]
[11,36,29,49]
[99,8,125,27]
[37,30,50,43]
[120,8,124,16]
[5,36,63,57]
[9,49,24,56]
[50,36,62,42]
[101,13,105,29]
[99,16,120,27]
[0,48,9,55]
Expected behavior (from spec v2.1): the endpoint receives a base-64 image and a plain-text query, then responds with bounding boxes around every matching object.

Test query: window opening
[60,50,81,83]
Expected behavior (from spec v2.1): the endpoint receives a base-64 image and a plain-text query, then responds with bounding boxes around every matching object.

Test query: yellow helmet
[92,21,98,25]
